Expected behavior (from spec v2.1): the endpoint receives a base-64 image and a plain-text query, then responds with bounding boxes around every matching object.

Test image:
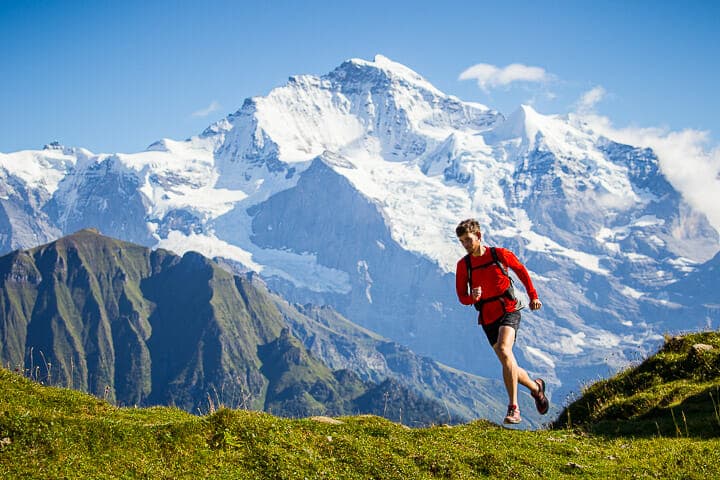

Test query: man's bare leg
[493,325,539,406]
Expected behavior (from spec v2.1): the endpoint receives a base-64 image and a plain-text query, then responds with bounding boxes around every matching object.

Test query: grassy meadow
[1,331,719,479]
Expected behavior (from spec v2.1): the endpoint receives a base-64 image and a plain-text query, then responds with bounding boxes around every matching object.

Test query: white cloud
[192,100,221,117]
[579,111,720,232]
[459,63,551,92]
[575,86,606,113]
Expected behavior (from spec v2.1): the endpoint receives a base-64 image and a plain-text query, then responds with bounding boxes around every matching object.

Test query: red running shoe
[503,404,521,424]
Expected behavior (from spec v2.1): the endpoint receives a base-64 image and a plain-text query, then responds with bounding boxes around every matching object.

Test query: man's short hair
[456,218,481,238]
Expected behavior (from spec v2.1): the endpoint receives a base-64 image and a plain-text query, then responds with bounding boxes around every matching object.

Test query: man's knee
[493,342,513,362]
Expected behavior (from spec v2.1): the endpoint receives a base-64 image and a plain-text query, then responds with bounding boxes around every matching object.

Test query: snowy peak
[212,55,501,170]
[487,104,596,154]
[0,148,79,194]
[329,54,444,97]
[487,104,539,144]
[487,105,651,215]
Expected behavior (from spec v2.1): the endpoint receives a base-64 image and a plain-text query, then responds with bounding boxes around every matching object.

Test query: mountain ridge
[0,55,718,403]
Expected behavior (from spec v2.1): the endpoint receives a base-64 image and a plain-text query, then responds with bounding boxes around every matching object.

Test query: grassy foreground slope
[2,335,720,480]
[554,331,720,439]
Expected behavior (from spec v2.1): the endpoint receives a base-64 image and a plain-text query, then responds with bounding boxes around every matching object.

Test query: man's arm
[455,260,477,305]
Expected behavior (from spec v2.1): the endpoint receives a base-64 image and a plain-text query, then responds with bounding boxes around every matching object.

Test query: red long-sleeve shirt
[455,246,538,325]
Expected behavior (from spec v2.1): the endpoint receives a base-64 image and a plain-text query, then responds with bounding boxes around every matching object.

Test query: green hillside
[1,333,719,479]
[0,228,286,411]
[0,229,477,425]
[554,331,720,439]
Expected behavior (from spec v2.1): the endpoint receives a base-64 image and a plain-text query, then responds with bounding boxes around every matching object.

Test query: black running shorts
[482,311,521,347]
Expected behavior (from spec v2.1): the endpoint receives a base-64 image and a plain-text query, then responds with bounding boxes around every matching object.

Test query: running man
[455,218,549,424]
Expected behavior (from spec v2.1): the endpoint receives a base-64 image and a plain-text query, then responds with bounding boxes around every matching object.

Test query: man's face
[458,232,481,254]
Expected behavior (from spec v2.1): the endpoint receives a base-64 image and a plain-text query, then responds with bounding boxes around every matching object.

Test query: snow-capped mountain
[1,55,718,403]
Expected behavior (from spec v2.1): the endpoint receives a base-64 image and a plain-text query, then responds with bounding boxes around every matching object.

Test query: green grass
[554,331,720,439]
[2,327,720,480]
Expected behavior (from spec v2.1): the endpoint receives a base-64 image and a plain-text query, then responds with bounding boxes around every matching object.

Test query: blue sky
[1,0,719,155]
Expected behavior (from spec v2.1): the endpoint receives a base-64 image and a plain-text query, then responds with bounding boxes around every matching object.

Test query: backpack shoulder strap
[491,247,523,309]
[489,247,509,278]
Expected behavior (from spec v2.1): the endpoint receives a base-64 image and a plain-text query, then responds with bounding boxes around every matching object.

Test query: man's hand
[471,287,482,302]
[530,298,542,311]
